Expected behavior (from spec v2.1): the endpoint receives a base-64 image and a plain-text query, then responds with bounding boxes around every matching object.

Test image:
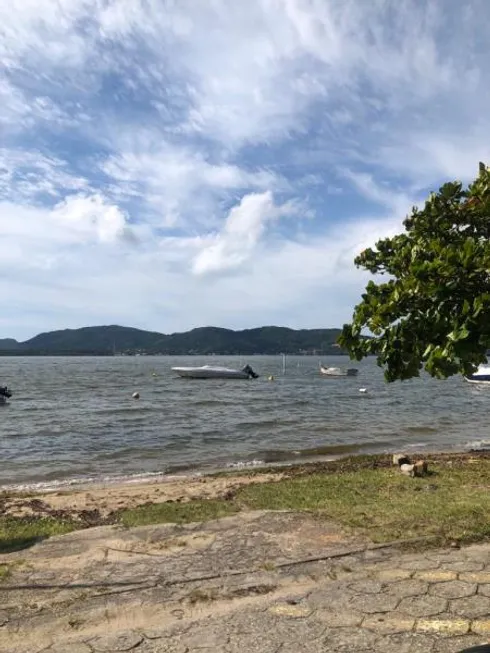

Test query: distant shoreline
[0,351,354,357]
[0,324,352,356]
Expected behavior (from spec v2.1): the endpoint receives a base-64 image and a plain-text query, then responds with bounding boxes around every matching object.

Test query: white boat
[172,364,259,379]
[464,364,490,384]
[320,365,358,377]
[0,385,12,404]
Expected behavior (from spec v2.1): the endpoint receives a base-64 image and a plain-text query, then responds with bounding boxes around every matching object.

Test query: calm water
[0,356,488,489]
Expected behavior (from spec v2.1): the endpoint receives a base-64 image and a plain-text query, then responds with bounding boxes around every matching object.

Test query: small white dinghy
[319,365,358,377]
[172,364,259,379]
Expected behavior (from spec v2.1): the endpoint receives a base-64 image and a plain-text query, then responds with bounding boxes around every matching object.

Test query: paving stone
[400,558,438,571]
[140,643,188,653]
[348,592,400,614]
[429,581,477,599]
[280,643,326,653]
[441,561,485,572]
[45,644,92,653]
[426,551,467,563]
[181,625,229,649]
[307,587,351,610]
[315,609,363,627]
[471,618,490,635]
[449,595,490,619]
[268,603,312,618]
[227,630,286,653]
[385,579,429,598]
[460,572,490,583]
[348,580,385,594]
[416,617,470,637]
[362,613,415,633]
[321,626,377,651]
[373,632,437,653]
[415,570,458,582]
[375,569,413,581]
[462,545,490,561]
[432,635,489,653]
[398,595,448,617]
[91,632,144,651]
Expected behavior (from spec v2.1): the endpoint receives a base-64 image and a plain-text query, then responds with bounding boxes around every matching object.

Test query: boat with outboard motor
[319,365,358,377]
[171,364,259,379]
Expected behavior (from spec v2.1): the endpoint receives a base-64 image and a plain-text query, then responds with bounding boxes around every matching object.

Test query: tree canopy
[338,163,490,382]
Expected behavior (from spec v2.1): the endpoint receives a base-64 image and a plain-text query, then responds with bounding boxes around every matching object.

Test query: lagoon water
[0,355,488,489]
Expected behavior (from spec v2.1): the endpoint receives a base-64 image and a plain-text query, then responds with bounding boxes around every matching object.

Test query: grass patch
[236,461,490,544]
[1,456,489,551]
[0,564,11,581]
[118,499,238,528]
[0,517,77,553]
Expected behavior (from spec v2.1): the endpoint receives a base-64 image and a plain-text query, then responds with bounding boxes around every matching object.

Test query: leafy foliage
[339,163,490,381]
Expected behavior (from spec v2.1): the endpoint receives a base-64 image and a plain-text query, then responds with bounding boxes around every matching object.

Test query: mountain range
[0,325,347,356]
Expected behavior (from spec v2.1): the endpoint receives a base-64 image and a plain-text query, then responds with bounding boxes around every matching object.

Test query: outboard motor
[0,386,12,399]
[242,365,259,379]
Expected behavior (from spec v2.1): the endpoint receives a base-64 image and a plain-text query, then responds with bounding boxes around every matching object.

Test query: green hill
[0,325,347,356]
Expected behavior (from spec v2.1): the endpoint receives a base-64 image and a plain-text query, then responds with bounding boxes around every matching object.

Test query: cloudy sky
[1,0,489,340]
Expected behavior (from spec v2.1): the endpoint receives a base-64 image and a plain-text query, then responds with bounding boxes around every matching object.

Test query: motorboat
[171,364,259,379]
[0,385,12,404]
[464,364,490,384]
[320,365,358,377]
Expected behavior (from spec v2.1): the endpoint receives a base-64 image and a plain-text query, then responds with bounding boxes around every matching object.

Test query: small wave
[0,469,200,493]
[225,459,266,469]
[465,439,490,451]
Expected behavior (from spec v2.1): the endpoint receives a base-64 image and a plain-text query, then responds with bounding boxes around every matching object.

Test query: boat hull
[320,366,358,377]
[464,364,490,384]
[172,365,257,379]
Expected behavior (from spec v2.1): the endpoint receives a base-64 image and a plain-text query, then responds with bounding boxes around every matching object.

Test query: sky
[1,0,489,340]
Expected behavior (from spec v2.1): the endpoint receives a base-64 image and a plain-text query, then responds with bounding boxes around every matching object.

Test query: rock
[400,463,415,477]
[132,392,140,399]
[413,460,428,477]
[393,454,411,466]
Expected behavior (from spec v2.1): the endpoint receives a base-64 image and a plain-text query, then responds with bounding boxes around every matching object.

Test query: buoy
[359,388,368,394]
[268,375,275,381]
[132,392,140,399]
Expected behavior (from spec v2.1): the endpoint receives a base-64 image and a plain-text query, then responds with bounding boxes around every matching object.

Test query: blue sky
[1,0,489,340]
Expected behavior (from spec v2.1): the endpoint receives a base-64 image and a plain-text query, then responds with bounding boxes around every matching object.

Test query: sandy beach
[0,470,286,521]
[1,451,488,523]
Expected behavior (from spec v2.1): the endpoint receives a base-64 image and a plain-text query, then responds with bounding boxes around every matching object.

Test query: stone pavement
[0,511,489,652]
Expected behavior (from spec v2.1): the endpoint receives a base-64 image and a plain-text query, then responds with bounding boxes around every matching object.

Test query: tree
[338,163,490,382]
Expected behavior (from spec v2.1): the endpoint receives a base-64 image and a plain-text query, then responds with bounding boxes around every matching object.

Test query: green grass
[118,499,238,527]
[1,457,489,551]
[0,517,77,553]
[0,564,10,581]
[236,462,490,543]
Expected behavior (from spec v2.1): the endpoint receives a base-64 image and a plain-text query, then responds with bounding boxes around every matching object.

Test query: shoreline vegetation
[1,452,489,555]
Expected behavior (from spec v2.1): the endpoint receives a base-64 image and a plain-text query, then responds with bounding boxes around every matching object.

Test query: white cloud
[0,149,89,201]
[51,194,129,243]
[101,140,285,228]
[192,191,296,275]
